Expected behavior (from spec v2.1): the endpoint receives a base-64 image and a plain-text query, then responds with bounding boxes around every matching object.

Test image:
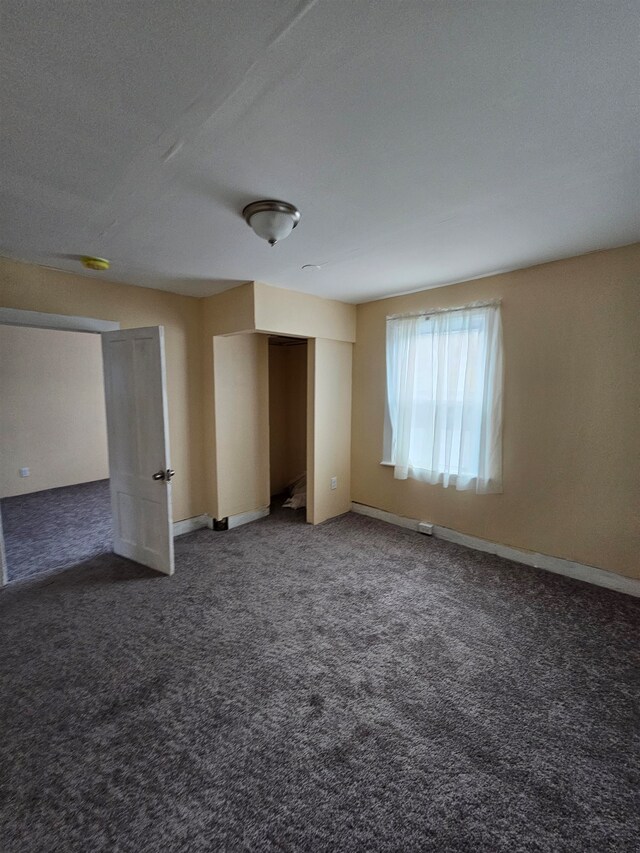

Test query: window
[384,303,503,493]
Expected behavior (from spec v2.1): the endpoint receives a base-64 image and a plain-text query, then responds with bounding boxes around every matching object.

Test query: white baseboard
[227,506,270,529]
[173,515,210,536]
[351,502,640,598]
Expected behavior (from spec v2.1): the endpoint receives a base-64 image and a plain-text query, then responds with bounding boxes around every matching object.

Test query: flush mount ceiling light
[242,199,301,246]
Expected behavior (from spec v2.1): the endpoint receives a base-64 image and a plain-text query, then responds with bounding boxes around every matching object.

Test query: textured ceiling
[1,0,638,303]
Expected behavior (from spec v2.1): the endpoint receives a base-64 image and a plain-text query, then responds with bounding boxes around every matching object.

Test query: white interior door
[101,326,174,575]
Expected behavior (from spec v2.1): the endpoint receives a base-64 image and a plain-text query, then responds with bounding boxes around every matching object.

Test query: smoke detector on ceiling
[81,256,110,271]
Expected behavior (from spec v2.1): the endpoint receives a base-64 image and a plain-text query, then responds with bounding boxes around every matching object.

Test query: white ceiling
[1,1,638,303]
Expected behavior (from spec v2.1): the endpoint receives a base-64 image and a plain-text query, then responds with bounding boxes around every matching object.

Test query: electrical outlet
[19,467,30,478]
[330,476,337,490]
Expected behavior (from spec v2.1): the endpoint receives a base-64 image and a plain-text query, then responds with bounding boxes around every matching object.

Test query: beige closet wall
[351,243,640,579]
[202,282,355,524]
[308,338,352,524]
[254,282,356,341]
[199,284,255,518]
[0,325,109,497]
[0,257,204,521]
[269,342,307,496]
[213,333,270,518]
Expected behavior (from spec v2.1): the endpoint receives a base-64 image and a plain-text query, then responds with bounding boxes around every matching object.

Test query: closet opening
[268,335,308,521]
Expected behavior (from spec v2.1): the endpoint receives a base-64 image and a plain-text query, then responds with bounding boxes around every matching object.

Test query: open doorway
[268,335,307,520]
[0,309,175,585]
[0,324,111,582]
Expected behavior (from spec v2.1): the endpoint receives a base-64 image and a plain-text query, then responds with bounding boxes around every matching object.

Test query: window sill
[380,461,394,467]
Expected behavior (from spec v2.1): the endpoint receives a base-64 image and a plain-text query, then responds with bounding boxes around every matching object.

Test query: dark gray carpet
[1,480,112,582]
[1,508,639,852]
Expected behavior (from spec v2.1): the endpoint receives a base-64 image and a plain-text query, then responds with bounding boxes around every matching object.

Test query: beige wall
[268,344,287,496]
[0,325,109,497]
[254,282,356,342]
[4,246,637,566]
[0,267,350,522]
[201,283,255,336]
[352,243,640,578]
[201,283,355,523]
[269,342,307,495]
[213,333,270,518]
[0,257,204,521]
[308,338,353,525]
[0,261,348,533]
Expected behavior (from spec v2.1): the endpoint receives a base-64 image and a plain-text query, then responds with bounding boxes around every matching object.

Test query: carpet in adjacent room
[1,479,112,582]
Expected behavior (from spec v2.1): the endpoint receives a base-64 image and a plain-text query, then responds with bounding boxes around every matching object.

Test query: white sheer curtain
[386,303,503,493]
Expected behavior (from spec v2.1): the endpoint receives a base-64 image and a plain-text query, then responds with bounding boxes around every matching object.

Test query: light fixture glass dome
[249,210,296,244]
[242,200,301,246]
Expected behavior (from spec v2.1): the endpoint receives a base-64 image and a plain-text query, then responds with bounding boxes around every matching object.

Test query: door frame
[0,307,120,587]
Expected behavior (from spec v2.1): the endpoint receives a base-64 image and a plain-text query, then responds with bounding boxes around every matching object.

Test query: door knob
[152,469,175,482]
